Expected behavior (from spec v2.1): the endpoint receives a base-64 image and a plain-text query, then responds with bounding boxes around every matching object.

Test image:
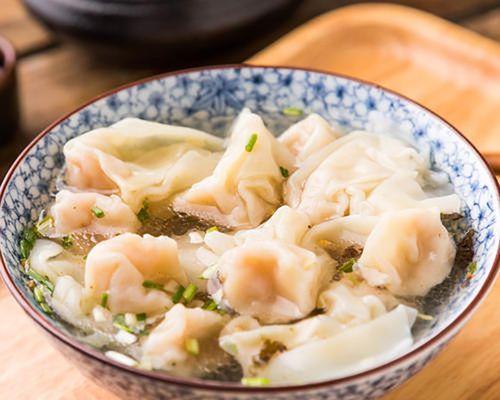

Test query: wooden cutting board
[1,4,499,399]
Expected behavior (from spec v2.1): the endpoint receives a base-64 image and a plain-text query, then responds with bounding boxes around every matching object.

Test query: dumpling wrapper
[318,282,388,326]
[285,131,427,224]
[234,205,310,246]
[141,304,224,373]
[29,239,84,284]
[175,206,311,292]
[278,114,340,165]
[173,109,295,228]
[356,172,461,216]
[51,276,86,325]
[50,190,140,236]
[84,233,188,314]
[258,305,417,384]
[215,239,330,324]
[358,208,456,296]
[219,315,343,376]
[302,214,379,254]
[64,118,223,211]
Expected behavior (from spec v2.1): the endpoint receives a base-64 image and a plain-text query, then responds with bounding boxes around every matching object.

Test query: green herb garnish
[279,166,289,178]
[137,200,150,223]
[203,300,218,311]
[172,285,185,304]
[101,292,109,308]
[182,283,198,303]
[113,314,134,333]
[40,302,53,315]
[245,133,258,152]
[61,235,73,249]
[19,226,38,260]
[91,205,105,218]
[33,285,45,303]
[241,377,270,387]
[206,226,218,233]
[142,280,166,292]
[136,313,147,322]
[27,268,54,293]
[467,261,477,278]
[338,258,356,274]
[282,107,303,117]
[185,338,200,356]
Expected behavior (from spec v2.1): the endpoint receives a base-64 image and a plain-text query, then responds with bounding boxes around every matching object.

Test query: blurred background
[0,0,499,178]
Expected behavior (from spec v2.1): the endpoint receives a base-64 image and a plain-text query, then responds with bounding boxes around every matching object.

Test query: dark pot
[0,36,19,143]
[22,0,300,64]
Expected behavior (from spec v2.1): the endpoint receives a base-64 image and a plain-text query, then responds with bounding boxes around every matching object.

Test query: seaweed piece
[440,212,463,224]
[455,229,475,270]
[202,358,243,382]
[253,340,287,366]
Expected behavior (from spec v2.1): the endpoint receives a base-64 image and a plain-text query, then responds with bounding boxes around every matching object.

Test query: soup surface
[19,109,470,386]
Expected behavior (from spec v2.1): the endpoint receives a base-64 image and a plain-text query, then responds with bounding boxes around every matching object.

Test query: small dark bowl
[0,36,19,143]
[22,0,300,63]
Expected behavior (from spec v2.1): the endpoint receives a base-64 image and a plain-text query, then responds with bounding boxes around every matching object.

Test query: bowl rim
[0,64,499,393]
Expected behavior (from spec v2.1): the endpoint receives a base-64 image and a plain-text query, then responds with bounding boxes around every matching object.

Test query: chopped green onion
[241,377,270,387]
[35,215,54,236]
[279,166,289,178]
[101,292,109,308]
[27,268,45,283]
[136,313,147,321]
[23,227,38,243]
[91,205,105,218]
[142,280,166,292]
[467,261,477,275]
[19,226,38,260]
[206,226,218,233]
[20,240,32,260]
[185,338,200,356]
[113,314,134,333]
[245,133,258,152]
[137,200,150,223]
[40,302,53,315]
[62,235,73,249]
[182,283,198,303]
[282,107,303,117]
[338,258,356,274]
[172,285,185,304]
[33,286,44,303]
[203,300,218,311]
[27,268,54,293]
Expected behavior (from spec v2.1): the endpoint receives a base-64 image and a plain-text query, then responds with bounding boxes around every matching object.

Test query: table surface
[0,1,500,399]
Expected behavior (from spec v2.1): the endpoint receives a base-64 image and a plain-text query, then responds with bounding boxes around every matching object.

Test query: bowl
[0,65,498,400]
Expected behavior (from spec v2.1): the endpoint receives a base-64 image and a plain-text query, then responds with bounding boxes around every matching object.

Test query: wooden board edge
[248,3,500,71]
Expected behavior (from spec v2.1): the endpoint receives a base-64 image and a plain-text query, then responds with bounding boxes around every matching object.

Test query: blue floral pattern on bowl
[0,66,498,400]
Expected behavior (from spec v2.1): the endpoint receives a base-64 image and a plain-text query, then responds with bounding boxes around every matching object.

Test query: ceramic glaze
[0,66,498,399]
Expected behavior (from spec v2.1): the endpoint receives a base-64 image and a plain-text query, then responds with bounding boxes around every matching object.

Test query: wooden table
[0,1,499,399]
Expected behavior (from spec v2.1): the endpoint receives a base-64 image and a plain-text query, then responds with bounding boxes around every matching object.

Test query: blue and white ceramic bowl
[0,65,499,400]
